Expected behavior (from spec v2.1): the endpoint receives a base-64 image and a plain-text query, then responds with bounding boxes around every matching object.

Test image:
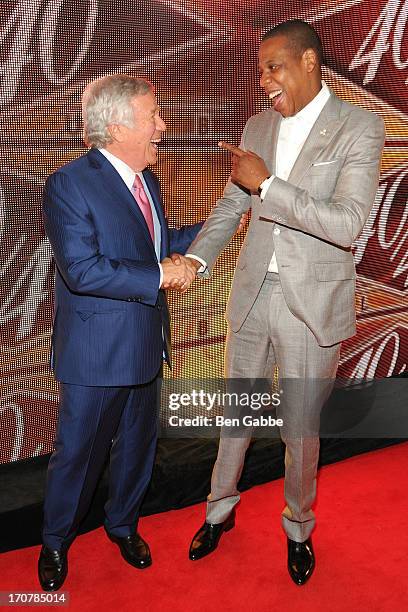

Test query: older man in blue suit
[39,74,201,591]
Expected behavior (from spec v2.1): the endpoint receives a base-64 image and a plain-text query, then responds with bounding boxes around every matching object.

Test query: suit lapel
[87,149,157,256]
[264,111,281,175]
[287,93,345,186]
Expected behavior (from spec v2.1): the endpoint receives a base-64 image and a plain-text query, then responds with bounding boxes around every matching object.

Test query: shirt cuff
[260,175,275,200]
[158,262,163,288]
[185,253,207,273]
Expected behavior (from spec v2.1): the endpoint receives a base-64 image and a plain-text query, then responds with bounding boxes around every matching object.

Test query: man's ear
[107,123,125,143]
[303,48,318,73]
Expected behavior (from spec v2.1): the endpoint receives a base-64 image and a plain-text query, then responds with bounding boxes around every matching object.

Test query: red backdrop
[0,0,407,462]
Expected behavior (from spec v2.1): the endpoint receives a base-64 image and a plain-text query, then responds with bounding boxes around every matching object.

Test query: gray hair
[82,74,153,148]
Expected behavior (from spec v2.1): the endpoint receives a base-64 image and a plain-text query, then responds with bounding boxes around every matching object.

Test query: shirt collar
[99,148,141,191]
[282,81,331,127]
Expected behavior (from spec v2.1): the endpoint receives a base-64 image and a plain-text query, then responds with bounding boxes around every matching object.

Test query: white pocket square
[312,159,338,167]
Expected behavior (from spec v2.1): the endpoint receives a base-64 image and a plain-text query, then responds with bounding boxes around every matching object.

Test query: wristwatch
[258,176,271,196]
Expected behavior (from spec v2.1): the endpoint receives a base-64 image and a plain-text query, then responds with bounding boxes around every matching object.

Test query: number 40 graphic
[0,0,98,105]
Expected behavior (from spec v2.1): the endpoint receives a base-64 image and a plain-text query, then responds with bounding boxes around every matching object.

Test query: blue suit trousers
[42,375,161,551]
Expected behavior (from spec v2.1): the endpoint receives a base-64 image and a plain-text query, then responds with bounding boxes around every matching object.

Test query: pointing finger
[218,141,245,157]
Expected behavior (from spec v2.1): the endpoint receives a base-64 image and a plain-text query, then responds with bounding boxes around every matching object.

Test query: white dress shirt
[99,148,163,286]
[261,81,331,272]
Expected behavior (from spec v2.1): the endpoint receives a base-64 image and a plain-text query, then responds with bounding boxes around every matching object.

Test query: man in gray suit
[185,19,385,585]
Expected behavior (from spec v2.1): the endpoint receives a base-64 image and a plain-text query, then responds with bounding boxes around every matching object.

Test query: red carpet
[1,442,407,611]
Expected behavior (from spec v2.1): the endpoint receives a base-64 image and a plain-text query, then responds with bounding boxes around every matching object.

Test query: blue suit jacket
[43,148,202,386]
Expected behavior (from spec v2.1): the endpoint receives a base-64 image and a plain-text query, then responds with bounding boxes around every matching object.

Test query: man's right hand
[161,255,197,292]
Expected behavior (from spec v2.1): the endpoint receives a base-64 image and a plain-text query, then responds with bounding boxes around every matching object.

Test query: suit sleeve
[260,113,385,248]
[186,121,252,274]
[43,171,160,304]
[168,222,204,255]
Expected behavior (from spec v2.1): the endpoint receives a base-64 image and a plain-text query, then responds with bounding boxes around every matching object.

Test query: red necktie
[131,175,155,242]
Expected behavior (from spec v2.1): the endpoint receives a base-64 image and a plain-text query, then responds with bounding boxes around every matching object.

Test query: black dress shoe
[108,532,152,569]
[189,510,235,560]
[38,546,68,592]
[287,537,315,585]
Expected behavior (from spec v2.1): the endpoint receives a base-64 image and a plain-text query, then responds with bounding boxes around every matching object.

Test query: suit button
[274,227,280,235]
[157,305,162,310]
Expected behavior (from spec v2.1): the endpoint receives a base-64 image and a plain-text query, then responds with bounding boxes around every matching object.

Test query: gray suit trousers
[206,272,341,542]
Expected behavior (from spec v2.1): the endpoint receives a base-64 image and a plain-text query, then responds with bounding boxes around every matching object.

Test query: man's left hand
[219,141,270,192]
[236,212,248,234]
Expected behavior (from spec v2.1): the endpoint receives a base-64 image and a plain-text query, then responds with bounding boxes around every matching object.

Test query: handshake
[161,254,202,293]
[160,213,247,293]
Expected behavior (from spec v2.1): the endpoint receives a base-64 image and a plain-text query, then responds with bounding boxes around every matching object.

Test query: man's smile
[150,138,161,150]
[268,88,283,100]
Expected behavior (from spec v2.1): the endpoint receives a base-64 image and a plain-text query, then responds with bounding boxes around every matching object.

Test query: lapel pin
[320,128,327,136]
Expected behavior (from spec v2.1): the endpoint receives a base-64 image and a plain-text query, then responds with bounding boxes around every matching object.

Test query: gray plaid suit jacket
[187,91,385,347]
